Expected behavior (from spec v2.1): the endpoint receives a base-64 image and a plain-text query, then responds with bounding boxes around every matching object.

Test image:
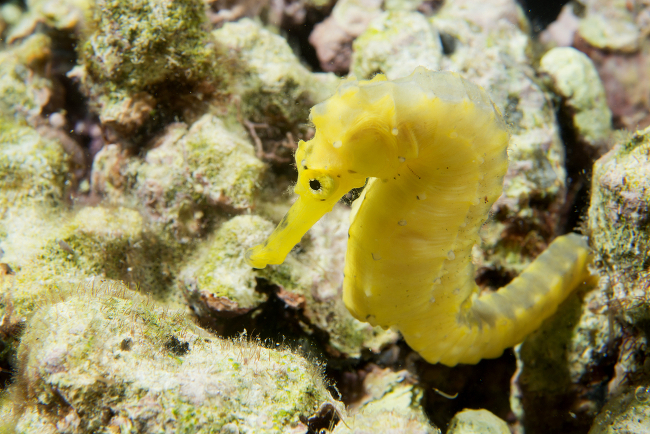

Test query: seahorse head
[246,74,403,268]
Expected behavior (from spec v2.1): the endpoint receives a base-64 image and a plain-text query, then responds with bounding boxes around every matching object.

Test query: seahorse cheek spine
[246,66,593,367]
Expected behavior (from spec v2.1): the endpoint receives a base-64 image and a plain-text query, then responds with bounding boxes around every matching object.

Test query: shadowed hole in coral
[439,32,457,56]
[516,0,571,33]
[164,335,190,356]
[189,277,378,405]
[301,402,341,434]
[418,349,517,431]
[280,5,334,74]
[37,28,100,188]
[554,96,600,236]
[191,278,329,360]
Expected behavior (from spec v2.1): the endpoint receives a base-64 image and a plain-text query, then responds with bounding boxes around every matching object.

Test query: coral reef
[0,0,649,432]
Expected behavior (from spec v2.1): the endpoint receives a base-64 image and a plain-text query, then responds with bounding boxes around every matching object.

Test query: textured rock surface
[351,11,442,80]
[576,0,643,53]
[309,0,383,73]
[73,0,222,137]
[0,33,54,120]
[0,118,69,210]
[215,18,338,140]
[540,47,612,148]
[588,387,650,434]
[90,115,266,241]
[446,409,510,434]
[181,215,273,316]
[332,366,440,434]
[589,126,650,325]
[511,127,650,434]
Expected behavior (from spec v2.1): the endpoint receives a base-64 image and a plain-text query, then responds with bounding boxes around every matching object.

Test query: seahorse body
[246,67,592,366]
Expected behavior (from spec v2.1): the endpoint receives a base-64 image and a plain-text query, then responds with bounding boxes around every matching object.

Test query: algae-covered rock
[74,0,222,135]
[214,18,338,136]
[588,386,650,434]
[0,33,54,120]
[91,115,265,241]
[6,0,90,42]
[577,0,641,53]
[351,10,442,80]
[589,126,650,325]
[447,409,510,434]
[1,205,183,328]
[539,47,612,148]
[0,117,69,211]
[9,279,334,433]
[331,366,439,433]
[181,215,274,317]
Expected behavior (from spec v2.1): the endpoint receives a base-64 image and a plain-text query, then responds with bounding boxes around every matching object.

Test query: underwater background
[0,0,649,433]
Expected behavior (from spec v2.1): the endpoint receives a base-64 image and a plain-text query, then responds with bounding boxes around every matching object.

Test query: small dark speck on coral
[165,335,190,356]
[120,338,133,351]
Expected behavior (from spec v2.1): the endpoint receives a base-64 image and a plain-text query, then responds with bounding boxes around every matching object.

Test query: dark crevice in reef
[40,27,101,189]
[516,0,572,33]
[0,0,26,10]
[280,5,334,74]
[191,278,331,364]
[554,103,600,236]
[418,349,518,431]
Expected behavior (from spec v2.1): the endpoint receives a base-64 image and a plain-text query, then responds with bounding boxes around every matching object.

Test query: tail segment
[412,233,593,366]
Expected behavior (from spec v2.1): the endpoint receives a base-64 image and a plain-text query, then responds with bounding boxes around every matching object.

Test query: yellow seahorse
[246,67,593,366]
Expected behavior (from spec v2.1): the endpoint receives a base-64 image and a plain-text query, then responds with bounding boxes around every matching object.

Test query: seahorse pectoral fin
[245,195,341,269]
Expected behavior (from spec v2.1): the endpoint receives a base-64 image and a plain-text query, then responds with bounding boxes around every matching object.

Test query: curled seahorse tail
[412,233,593,366]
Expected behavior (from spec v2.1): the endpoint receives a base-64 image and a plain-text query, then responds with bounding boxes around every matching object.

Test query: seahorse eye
[309,179,322,191]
